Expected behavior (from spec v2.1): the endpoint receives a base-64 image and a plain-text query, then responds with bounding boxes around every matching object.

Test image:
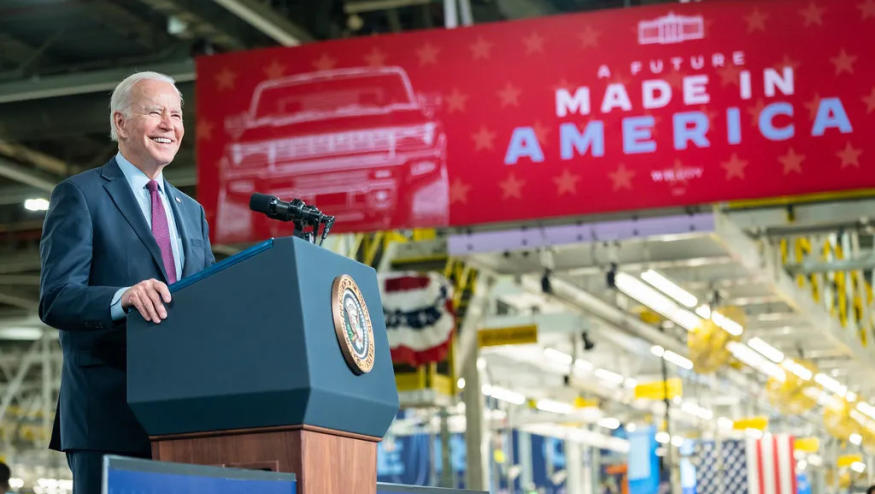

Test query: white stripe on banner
[777,435,795,494]
[746,437,760,494]
[385,313,454,350]
[761,435,776,494]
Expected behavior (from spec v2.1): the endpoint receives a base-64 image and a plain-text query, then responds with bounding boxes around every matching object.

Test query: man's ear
[114,112,128,140]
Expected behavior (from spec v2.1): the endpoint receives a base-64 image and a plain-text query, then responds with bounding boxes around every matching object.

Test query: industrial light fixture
[544,348,573,366]
[814,373,847,397]
[24,198,50,212]
[594,368,625,386]
[536,398,573,414]
[663,350,694,370]
[681,401,714,420]
[614,272,700,330]
[0,327,44,340]
[637,270,748,336]
[856,401,875,420]
[711,310,744,336]
[482,384,525,405]
[781,359,813,381]
[849,433,863,446]
[747,337,785,363]
[727,341,786,382]
[598,417,621,430]
[641,269,697,308]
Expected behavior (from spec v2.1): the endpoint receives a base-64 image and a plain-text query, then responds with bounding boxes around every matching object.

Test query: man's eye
[172,114,182,120]
[150,111,161,116]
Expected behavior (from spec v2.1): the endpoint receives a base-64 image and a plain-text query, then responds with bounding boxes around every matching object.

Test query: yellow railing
[785,235,873,347]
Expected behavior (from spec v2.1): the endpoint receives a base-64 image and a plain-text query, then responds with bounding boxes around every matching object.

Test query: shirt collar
[115,151,165,193]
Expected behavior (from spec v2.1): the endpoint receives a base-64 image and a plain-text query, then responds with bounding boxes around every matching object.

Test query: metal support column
[581,445,593,494]
[566,439,583,494]
[518,430,533,491]
[868,454,874,486]
[589,429,601,494]
[439,407,453,487]
[458,0,473,25]
[443,0,458,28]
[462,349,488,491]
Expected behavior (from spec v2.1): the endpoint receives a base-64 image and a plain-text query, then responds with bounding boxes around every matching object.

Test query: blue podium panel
[103,456,295,494]
[127,236,399,438]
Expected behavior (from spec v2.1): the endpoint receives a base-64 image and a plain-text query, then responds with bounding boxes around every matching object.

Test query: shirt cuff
[110,287,129,321]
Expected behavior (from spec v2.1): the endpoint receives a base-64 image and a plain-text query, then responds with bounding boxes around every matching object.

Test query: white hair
[109,71,183,141]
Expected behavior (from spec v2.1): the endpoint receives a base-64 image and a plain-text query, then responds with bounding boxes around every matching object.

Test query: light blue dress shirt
[109,152,185,320]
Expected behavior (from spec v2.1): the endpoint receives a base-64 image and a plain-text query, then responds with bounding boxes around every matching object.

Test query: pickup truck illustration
[215,66,448,241]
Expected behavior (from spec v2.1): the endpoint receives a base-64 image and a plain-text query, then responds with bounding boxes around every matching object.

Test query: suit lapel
[101,158,169,282]
[164,182,195,278]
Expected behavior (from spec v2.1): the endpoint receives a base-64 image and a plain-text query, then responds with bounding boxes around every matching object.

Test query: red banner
[196,0,875,241]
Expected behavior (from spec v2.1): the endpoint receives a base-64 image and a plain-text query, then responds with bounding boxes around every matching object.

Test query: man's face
[115,79,184,170]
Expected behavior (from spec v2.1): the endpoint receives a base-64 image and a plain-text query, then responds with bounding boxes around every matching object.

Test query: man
[868,485,875,494]
[39,71,215,493]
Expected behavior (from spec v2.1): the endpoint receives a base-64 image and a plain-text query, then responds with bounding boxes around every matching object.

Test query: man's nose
[158,111,174,128]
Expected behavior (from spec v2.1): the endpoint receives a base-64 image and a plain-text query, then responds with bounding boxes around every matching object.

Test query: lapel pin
[175,196,182,203]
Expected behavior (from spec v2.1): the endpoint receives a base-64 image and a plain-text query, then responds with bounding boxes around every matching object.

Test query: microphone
[249,193,335,244]
[249,193,322,223]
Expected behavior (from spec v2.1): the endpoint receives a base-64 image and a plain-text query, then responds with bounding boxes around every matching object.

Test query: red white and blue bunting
[379,272,455,366]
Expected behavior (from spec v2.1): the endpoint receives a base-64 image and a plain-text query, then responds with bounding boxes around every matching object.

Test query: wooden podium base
[151,425,378,494]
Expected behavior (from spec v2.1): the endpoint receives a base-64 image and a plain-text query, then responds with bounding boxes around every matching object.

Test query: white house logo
[638,13,704,45]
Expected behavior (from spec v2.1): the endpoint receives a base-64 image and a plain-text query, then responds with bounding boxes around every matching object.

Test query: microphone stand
[293,209,335,246]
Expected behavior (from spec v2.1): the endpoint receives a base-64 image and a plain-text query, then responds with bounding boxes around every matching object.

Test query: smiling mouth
[151,137,173,144]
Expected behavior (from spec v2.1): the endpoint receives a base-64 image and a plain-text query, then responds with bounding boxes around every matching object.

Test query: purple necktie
[146,180,177,284]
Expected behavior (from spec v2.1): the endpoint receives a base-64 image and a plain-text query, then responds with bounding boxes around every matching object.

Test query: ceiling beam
[0,33,47,67]
[137,0,249,50]
[0,140,68,176]
[344,0,431,14]
[0,156,56,191]
[214,0,313,46]
[88,1,168,51]
[0,161,195,206]
[0,185,45,206]
[0,59,194,104]
[715,210,875,372]
[785,252,875,275]
[0,275,39,286]
[726,198,875,236]
[0,290,38,312]
[0,252,40,275]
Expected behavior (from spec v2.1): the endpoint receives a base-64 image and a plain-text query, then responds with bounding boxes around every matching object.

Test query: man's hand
[121,279,171,323]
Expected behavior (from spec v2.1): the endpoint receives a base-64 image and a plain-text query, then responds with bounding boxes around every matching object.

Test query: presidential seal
[331,274,375,374]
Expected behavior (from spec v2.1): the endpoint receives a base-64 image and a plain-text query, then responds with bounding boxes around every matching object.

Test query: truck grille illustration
[216,66,448,240]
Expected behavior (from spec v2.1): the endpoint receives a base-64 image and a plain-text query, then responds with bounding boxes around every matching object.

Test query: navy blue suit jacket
[39,157,215,453]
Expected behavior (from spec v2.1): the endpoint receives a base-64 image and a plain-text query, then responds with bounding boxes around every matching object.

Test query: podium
[126,236,400,494]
